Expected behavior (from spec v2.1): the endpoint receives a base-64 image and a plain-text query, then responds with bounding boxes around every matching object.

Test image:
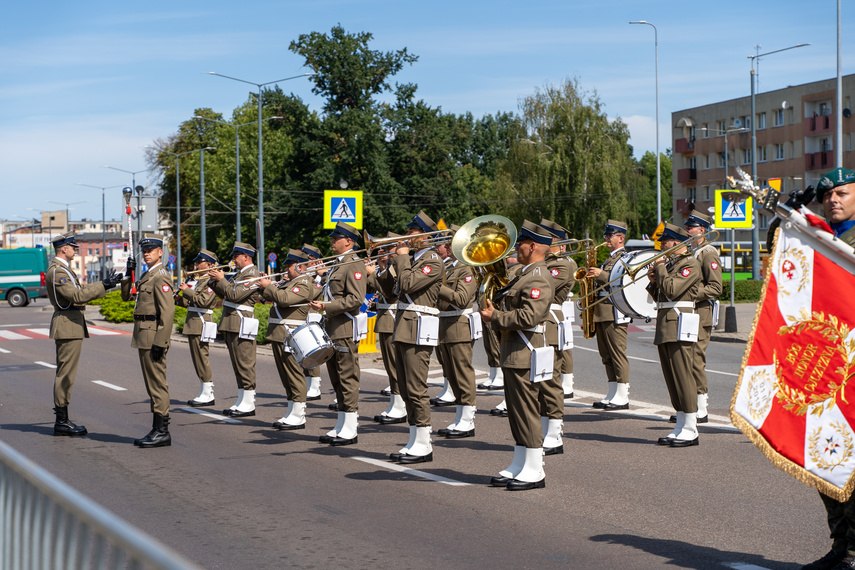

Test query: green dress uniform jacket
[262,274,319,342]
[322,251,366,341]
[437,260,477,343]
[368,267,399,394]
[212,265,262,331]
[693,244,723,330]
[543,256,576,346]
[175,276,218,335]
[592,247,625,323]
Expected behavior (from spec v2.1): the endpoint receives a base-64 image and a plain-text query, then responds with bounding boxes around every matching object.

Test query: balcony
[677,168,697,184]
[675,137,695,154]
[804,114,833,135]
[805,151,834,171]
[676,199,695,215]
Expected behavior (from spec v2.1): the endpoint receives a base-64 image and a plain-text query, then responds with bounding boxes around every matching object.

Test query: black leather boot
[134,415,157,446]
[138,414,171,448]
[54,406,87,436]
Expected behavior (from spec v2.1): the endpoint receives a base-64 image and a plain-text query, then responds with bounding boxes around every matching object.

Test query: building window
[717,121,727,135]
[773,109,784,127]
[774,143,785,160]
[759,213,769,230]
[742,149,752,164]
[704,155,710,170]
[757,112,766,129]
[687,188,697,202]
[718,152,726,168]
[702,123,709,138]
[820,102,831,116]
[757,145,767,162]
[703,186,712,201]
[88,248,92,255]
[688,157,696,169]
[740,115,751,129]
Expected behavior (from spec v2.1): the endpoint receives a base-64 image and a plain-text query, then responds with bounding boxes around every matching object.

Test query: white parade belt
[549,304,563,311]
[223,301,253,312]
[187,307,213,316]
[438,307,474,318]
[396,302,439,315]
[268,317,305,327]
[656,301,694,310]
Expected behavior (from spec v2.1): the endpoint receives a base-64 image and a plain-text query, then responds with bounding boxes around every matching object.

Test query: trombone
[547,238,596,258]
[363,228,455,253]
[185,263,233,276]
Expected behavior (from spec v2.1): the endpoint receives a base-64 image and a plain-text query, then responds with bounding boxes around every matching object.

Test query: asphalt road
[0,301,829,569]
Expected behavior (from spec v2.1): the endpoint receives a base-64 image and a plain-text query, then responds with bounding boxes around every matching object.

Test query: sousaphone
[451,215,518,303]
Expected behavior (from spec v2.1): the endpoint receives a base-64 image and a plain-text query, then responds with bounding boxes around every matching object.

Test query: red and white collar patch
[551,268,560,277]
[354,271,362,280]
[292,286,301,293]
[161,284,171,293]
[711,261,719,270]
[464,275,473,283]
[207,287,213,293]
[531,288,541,299]
[680,268,692,277]
[422,266,432,275]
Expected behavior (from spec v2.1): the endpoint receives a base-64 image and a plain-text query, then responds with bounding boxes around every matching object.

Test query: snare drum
[608,249,658,321]
[285,322,335,368]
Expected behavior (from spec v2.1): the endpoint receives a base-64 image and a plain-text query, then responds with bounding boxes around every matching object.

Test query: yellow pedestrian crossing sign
[324,190,363,229]
[715,189,753,229]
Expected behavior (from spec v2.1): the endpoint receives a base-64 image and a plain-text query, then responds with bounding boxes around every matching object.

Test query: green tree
[637,149,673,233]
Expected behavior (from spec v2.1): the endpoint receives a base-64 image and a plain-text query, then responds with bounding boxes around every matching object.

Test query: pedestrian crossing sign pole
[715,189,753,229]
[324,190,363,229]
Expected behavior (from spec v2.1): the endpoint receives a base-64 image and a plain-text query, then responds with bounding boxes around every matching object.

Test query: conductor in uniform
[120,235,175,448]
[480,220,554,491]
[47,232,121,436]
[175,249,220,407]
[208,242,262,418]
[586,220,631,410]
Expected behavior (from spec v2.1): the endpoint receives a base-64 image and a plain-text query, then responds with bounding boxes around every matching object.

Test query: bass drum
[286,322,335,369]
[608,249,658,321]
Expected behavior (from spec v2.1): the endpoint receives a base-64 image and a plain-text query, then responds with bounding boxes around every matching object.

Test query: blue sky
[1,0,851,225]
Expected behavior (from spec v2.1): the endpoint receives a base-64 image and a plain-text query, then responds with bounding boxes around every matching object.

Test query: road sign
[715,189,753,229]
[168,254,176,263]
[324,190,363,229]
[168,262,175,270]
[268,252,277,261]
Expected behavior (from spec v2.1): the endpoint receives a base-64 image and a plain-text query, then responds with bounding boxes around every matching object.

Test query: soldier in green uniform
[175,249,220,407]
[387,212,444,464]
[489,255,521,417]
[435,226,479,439]
[308,222,366,446]
[208,242,262,418]
[258,249,321,430]
[539,219,577,455]
[47,232,121,436]
[684,211,722,423]
[121,235,175,448]
[301,243,324,400]
[586,220,631,410]
[646,224,701,447]
[801,167,855,570]
[480,220,554,491]
[366,237,406,424]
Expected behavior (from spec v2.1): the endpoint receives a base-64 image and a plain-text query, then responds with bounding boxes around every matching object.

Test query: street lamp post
[748,43,810,279]
[104,166,150,260]
[206,71,313,263]
[629,20,661,223]
[46,200,87,233]
[76,184,123,279]
[194,115,283,242]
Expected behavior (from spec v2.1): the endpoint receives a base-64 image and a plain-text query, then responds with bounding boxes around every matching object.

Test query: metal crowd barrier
[0,439,199,570]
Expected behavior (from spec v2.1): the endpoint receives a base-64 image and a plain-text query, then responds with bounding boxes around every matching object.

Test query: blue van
[0,247,50,307]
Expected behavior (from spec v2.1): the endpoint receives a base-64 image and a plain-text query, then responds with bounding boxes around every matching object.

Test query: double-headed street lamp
[193,115,282,242]
[76,184,123,279]
[206,71,314,263]
[748,43,810,279]
[629,20,661,224]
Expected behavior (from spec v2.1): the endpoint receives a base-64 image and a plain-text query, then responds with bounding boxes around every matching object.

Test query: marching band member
[258,249,321,430]
[308,222,366,446]
[301,243,324,400]
[47,232,121,436]
[431,240,457,409]
[586,220,631,410]
[480,220,554,491]
[120,235,175,448]
[208,242,262,418]
[646,224,701,447]
[175,249,219,407]
[489,254,520,417]
[366,236,406,425]
[435,226,479,438]
[388,211,444,464]
[539,219,577,455]
[684,210,722,424]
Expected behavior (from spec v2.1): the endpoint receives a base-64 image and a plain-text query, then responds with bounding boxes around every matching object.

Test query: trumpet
[185,263,233,276]
[547,238,596,258]
[363,228,454,253]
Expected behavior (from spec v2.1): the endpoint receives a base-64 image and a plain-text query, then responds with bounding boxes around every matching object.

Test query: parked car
[0,247,50,307]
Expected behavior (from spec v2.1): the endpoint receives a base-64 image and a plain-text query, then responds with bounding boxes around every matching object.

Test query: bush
[719,279,763,303]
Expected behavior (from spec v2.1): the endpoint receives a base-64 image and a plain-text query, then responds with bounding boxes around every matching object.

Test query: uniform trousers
[222,331,257,390]
[304,366,320,378]
[820,491,855,554]
[138,348,170,415]
[657,342,698,413]
[538,349,565,419]
[559,347,573,375]
[378,332,399,394]
[503,366,543,449]
[595,321,629,383]
[326,338,360,412]
[54,338,83,407]
[438,341,476,406]
[482,324,501,368]
[394,342,432,427]
[187,335,212,383]
[692,326,712,395]
[271,343,306,402]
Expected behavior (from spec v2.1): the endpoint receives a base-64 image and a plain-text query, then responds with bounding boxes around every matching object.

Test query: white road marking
[574,345,738,376]
[87,327,122,336]
[0,324,39,328]
[35,361,56,369]
[353,456,469,486]
[361,368,388,376]
[0,347,10,354]
[0,330,31,340]
[427,368,444,376]
[26,328,51,337]
[92,380,127,391]
[181,407,243,424]
[723,563,772,569]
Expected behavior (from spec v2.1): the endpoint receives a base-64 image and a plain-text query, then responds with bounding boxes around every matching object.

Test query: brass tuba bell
[452,215,518,303]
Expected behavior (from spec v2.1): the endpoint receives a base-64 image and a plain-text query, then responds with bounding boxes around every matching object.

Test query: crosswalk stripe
[0,330,32,340]
[26,328,51,337]
[87,327,123,336]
